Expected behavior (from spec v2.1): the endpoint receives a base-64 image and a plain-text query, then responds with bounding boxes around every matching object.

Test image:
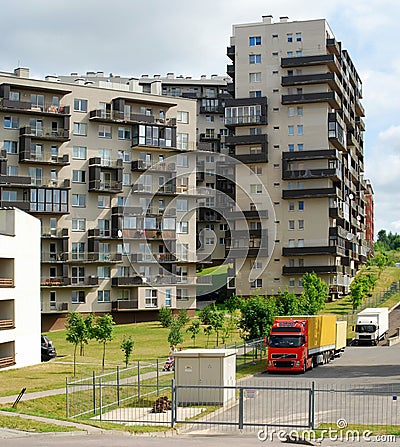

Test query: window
[176,199,188,212]
[177,221,188,234]
[289,202,294,211]
[288,239,295,248]
[98,266,110,279]
[249,36,261,46]
[249,72,261,83]
[4,116,19,129]
[298,219,304,230]
[298,201,304,211]
[296,50,303,57]
[177,133,188,150]
[287,144,294,152]
[250,279,263,289]
[289,279,295,288]
[123,173,131,186]
[4,141,17,154]
[98,125,112,138]
[288,125,294,135]
[297,125,303,135]
[98,219,110,237]
[72,170,86,183]
[71,267,85,284]
[297,144,304,151]
[288,107,295,117]
[249,54,261,64]
[98,290,111,302]
[250,184,262,194]
[205,115,214,123]
[98,195,110,208]
[2,190,17,201]
[296,32,302,42]
[177,288,189,301]
[297,107,303,116]
[73,99,88,112]
[72,218,86,231]
[118,126,131,139]
[289,220,295,230]
[73,146,87,159]
[72,242,85,260]
[177,111,189,123]
[7,165,18,176]
[298,239,304,247]
[118,150,131,162]
[298,278,303,287]
[145,289,158,307]
[73,123,87,136]
[249,90,262,98]
[176,154,188,167]
[72,291,85,303]
[287,33,293,42]
[287,51,293,58]
[165,289,172,307]
[72,194,86,207]
[272,51,279,57]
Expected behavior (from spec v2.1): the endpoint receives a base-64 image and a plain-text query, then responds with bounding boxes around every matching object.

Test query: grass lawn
[0,413,81,433]
[0,319,242,397]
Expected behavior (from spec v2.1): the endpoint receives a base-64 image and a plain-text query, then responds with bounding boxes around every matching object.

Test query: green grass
[0,414,81,433]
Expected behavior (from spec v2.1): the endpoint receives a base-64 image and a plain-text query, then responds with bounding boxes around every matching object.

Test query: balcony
[41,252,68,263]
[89,109,155,124]
[0,319,14,329]
[41,228,69,239]
[111,276,144,287]
[0,98,70,116]
[226,134,268,163]
[282,167,341,181]
[41,276,98,287]
[224,96,268,127]
[112,300,139,311]
[282,149,338,161]
[282,187,341,200]
[199,104,225,114]
[281,91,341,109]
[88,179,122,193]
[131,160,176,174]
[355,116,365,131]
[281,72,341,93]
[281,54,341,73]
[19,126,70,142]
[68,253,123,263]
[282,246,345,256]
[227,45,235,61]
[326,38,341,56]
[227,64,235,78]
[0,278,13,288]
[19,151,69,166]
[282,265,339,275]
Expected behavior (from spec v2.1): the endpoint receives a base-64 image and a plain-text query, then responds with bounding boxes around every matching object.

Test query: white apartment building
[0,68,198,331]
[0,207,41,369]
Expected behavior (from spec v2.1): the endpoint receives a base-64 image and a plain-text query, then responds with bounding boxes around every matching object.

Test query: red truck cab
[267,319,312,373]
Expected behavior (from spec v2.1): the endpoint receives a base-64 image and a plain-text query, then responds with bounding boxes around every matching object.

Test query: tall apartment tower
[0,68,198,331]
[226,16,369,299]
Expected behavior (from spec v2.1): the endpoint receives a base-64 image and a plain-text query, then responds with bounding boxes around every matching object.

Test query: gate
[173,381,314,431]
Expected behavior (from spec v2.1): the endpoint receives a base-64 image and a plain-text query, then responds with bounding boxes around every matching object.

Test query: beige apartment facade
[0,68,198,331]
[226,16,369,299]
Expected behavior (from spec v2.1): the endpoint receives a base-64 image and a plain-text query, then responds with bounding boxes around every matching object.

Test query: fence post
[99,378,102,422]
[157,359,160,396]
[93,371,96,415]
[117,365,120,406]
[238,388,244,429]
[171,379,175,428]
[310,381,315,430]
[244,341,247,366]
[65,377,69,418]
[137,360,141,401]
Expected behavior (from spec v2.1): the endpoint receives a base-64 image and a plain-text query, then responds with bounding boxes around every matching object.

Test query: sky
[2,0,400,236]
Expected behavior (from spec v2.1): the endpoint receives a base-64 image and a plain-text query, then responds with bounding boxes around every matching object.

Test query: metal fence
[66,377,400,435]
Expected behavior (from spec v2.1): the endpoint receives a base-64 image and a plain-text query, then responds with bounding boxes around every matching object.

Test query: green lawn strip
[313,423,400,437]
[79,420,172,433]
[0,413,80,433]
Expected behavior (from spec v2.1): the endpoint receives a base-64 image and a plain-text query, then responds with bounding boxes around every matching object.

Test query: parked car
[41,335,56,362]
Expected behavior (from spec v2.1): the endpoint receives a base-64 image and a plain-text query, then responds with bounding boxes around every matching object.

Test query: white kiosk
[173,348,236,405]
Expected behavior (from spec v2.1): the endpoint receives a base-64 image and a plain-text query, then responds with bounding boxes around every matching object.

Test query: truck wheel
[302,361,306,374]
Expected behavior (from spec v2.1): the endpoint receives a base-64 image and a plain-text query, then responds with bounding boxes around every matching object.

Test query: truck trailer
[354,307,389,345]
[267,315,347,373]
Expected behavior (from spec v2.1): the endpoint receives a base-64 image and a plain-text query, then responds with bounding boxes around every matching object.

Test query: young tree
[120,336,134,368]
[168,318,184,348]
[177,309,190,328]
[350,280,364,310]
[186,319,201,347]
[80,313,95,356]
[239,295,277,340]
[65,312,87,376]
[204,325,213,348]
[301,272,328,315]
[159,306,173,328]
[199,303,217,326]
[276,288,300,316]
[93,314,115,371]
[209,309,225,346]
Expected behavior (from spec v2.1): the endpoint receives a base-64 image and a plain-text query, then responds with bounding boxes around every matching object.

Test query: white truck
[354,307,389,346]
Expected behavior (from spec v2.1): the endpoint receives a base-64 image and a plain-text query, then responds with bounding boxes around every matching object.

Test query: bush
[159,306,173,328]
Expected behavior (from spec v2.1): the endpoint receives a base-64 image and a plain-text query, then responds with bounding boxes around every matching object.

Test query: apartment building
[0,207,41,369]
[225,16,370,299]
[0,68,198,331]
